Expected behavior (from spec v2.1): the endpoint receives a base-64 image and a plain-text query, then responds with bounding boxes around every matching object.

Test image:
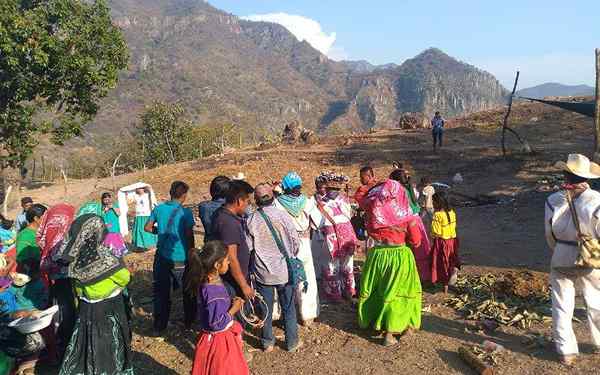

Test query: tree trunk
[594,49,600,162]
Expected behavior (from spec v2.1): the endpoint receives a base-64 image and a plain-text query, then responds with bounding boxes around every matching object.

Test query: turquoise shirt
[149,201,194,262]
[9,279,48,311]
[102,203,121,234]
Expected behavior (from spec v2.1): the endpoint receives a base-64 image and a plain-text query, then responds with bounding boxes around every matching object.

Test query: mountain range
[516,83,595,99]
[90,0,508,140]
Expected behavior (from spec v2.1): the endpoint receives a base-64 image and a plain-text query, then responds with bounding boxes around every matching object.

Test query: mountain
[516,83,594,99]
[86,0,508,139]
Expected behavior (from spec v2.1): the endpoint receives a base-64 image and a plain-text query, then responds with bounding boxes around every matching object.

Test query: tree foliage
[0,0,129,170]
[138,101,196,168]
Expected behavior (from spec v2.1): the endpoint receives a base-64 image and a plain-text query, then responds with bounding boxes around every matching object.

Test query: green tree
[0,0,129,172]
[138,101,197,168]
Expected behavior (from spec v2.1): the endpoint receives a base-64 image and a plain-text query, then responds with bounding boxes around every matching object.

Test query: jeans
[256,282,298,350]
[432,128,443,148]
[152,255,196,331]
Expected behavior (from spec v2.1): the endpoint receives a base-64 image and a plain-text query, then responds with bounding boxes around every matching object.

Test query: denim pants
[256,282,298,350]
[152,255,196,331]
[432,128,443,147]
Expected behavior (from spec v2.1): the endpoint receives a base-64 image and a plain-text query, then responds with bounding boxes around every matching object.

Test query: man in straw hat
[545,154,600,365]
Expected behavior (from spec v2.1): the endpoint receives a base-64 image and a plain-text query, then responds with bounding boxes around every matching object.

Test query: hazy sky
[209,0,599,89]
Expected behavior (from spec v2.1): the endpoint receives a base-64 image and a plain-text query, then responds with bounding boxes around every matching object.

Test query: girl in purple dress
[186,241,248,375]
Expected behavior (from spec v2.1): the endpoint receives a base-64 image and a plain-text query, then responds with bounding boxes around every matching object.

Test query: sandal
[383,333,398,347]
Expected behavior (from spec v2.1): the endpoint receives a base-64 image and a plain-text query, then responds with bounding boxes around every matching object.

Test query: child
[101,192,127,257]
[430,192,460,293]
[186,241,248,375]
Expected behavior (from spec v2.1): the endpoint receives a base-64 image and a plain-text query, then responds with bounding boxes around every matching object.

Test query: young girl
[186,241,248,375]
[430,192,460,293]
[101,192,127,257]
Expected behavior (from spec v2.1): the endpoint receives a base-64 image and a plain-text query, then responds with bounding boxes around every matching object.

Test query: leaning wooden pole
[502,71,520,156]
[594,49,600,162]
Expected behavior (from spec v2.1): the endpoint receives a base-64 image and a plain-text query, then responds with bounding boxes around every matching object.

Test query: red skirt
[191,321,249,375]
[430,238,461,284]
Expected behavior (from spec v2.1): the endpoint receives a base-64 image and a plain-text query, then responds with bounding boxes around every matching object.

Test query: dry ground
[19,102,600,374]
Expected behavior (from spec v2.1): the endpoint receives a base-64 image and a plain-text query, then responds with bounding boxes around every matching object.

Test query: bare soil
[24,102,600,374]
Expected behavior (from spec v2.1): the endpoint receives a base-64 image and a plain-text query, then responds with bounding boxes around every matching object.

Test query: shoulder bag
[565,190,600,268]
[257,209,308,292]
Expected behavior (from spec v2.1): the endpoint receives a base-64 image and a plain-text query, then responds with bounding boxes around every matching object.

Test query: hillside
[517,83,595,99]
[17,102,598,375]
[79,0,508,140]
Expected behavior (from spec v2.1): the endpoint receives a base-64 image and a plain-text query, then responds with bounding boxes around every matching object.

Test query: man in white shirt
[545,154,600,365]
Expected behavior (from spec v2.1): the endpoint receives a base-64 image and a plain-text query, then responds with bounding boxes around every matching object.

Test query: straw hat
[556,154,600,179]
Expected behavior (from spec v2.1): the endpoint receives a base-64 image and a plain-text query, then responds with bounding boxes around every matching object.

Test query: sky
[209,0,600,89]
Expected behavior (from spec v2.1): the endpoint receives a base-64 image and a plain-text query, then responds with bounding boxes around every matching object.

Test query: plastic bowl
[8,305,59,334]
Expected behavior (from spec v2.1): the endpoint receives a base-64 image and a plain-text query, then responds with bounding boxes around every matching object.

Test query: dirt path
[23,105,600,374]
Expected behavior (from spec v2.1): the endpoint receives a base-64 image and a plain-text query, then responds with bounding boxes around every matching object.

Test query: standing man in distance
[209,180,255,300]
[198,176,230,242]
[431,111,445,151]
[145,181,196,334]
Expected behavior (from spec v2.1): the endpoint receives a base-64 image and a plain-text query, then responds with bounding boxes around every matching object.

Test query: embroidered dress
[313,193,358,301]
[131,193,157,250]
[192,283,248,375]
[57,215,133,375]
[103,204,128,257]
[275,195,320,320]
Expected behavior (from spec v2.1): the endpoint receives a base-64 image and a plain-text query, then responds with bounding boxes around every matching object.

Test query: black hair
[420,176,431,185]
[359,166,374,176]
[185,241,228,296]
[224,180,254,205]
[21,197,33,205]
[0,214,13,230]
[435,111,440,116]
[284,186,302,196]
[26,203,47,224]
[210,176,231,200]
[433,192,453,223]
[170,181,190,199]
[389,169,410,185]
[101,192,112,200]
[564,171,588,185]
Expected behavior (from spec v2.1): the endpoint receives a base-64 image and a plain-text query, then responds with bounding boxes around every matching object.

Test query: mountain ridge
[516,83,594,99]
[85,0,508,140]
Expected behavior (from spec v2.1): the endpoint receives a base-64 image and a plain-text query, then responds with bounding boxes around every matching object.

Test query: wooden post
[32,159,36,181]
[111,153,123,192]
[594,48,600,162]
[2,185,12,218]
[458,347,494,375]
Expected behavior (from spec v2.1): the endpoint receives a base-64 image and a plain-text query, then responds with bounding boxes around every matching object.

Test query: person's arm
[407,219,422,249]
[144,208,157,233]
[226,244,254,300]
[545,199,557,250]
[228,297,244,316]
[184,210,195,250]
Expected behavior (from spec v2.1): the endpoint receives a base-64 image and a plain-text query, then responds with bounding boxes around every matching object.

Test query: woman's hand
[228,297,245,315]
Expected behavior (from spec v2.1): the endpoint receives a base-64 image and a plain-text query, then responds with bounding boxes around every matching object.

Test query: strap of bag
[565,190,584,240]
[257,209,289,260]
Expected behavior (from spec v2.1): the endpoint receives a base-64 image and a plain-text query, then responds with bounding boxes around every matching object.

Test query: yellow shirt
[432,210,457,239]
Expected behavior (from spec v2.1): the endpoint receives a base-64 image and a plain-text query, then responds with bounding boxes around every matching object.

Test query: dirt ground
[20,102,600,374]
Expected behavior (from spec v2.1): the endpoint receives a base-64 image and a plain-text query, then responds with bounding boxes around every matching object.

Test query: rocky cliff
[87,1,507,138]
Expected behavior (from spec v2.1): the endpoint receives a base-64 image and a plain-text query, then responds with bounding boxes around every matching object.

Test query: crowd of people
[0,163,464,374]
[1,153,600,373]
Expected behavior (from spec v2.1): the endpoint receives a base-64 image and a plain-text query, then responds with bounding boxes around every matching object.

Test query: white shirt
[134,194,152,217]
[545,188,600,269]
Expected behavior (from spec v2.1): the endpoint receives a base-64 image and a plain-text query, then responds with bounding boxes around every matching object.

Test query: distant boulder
[397,112,428,129]
[282,120,316,144]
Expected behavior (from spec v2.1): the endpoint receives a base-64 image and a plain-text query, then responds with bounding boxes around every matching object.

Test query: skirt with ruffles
[59,293,134,375]
[358,245,422,333]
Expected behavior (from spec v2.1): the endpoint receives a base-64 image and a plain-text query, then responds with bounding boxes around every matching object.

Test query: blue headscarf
[282,172,302,191]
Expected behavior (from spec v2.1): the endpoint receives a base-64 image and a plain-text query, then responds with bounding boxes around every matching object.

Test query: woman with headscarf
[131,186,157,252]
[55,214,133,375]
[36,204,76,358]
[274,172,320,325]
[389,169,432,282]
[311,171,358,302]
[358,178,423,346]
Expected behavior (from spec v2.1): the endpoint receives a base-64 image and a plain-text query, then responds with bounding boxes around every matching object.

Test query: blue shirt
[198,198,225,241]
[149,201,195,262]
[0,289,17,323]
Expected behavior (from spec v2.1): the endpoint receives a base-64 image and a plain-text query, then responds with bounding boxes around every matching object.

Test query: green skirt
[132,216,156,250]
[358,245,422,333]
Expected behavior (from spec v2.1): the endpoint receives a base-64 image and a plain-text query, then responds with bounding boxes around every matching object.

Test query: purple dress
[197,283,233,332]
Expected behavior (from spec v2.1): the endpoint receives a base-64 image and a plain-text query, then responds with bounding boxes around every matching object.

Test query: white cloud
[472,53,595,89]
[242,12,345,59]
